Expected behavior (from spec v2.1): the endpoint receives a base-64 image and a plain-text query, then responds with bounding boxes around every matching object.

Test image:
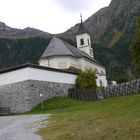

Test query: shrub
[76,69,97,89]
[117,74,130,83]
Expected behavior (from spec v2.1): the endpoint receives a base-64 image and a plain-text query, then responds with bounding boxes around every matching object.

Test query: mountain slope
[61,0,140,42]
[59,0,140,81]
[96,0,140,80]
[0,22,51,38]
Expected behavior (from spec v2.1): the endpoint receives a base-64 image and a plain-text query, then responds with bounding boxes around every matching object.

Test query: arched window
[90,48,93,57]
[87,39,90,45]
[100,80,103,87]
[101,70,105,76]
[80,38,84,45]
[95,69,99,74]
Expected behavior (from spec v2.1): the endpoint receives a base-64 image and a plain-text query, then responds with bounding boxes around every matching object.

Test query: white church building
[39,18,107,87]
[0,18,108,113]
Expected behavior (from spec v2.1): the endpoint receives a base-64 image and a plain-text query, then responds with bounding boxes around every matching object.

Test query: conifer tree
[130,18,140,76]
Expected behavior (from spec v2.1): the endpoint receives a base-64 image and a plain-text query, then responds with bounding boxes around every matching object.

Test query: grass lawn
[29,94,140,140]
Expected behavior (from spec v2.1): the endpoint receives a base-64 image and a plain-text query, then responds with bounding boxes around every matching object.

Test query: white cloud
[0,0,111,34]
[52,0,111,13]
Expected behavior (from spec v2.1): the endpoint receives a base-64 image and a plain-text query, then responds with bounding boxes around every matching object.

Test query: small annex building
[39,18,107,87]
[0,64,77,113]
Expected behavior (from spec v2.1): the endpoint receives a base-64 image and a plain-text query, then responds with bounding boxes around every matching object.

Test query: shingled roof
[76,19,89,35]
[40,36,103,66]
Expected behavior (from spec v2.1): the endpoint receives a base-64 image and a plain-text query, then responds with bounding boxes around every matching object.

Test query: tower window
[80,38,84,45]
[87,39,90,45]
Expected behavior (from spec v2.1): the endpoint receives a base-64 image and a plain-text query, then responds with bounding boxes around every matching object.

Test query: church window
[100,80,103,87]
[90,48,93,57]
[80,38,84,45]
[95,76,98,79]
[87,39,90,45]
[101,70,105,75]
[95,69,99,74]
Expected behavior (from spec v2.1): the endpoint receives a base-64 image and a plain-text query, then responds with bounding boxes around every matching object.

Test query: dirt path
[0,114,48,140]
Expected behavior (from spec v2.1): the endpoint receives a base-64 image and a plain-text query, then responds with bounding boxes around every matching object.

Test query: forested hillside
[0,37,50,69]
[93,10,138,80]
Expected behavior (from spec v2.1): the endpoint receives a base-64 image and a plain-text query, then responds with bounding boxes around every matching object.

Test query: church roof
[41,36,74,58]
[0,63,77,75]
[40,36,103,67]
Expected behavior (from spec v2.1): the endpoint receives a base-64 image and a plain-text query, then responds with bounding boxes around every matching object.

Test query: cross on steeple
[80,13,83,22]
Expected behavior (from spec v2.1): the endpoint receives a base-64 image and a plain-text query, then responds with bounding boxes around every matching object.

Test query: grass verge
[29,94,140,140]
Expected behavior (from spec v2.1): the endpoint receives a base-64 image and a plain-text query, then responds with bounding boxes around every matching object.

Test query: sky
[0,0,111,34]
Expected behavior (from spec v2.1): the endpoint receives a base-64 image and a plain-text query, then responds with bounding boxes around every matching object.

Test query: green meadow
[29,94,140,140]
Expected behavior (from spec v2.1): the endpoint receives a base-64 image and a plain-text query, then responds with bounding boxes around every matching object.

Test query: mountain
[0,22,51,38]
[0,0,140,81]
[59,0,140,81]
[60,0,140,43]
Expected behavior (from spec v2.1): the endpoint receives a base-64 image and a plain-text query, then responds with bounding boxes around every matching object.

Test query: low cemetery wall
[0,80,74,113]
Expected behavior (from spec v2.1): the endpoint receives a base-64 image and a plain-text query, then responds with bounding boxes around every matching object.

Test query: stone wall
[68,79,140,100]
[0,80,74,113]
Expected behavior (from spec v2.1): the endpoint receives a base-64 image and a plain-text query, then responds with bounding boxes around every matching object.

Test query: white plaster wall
[39,59,49,67]
[77,58,105,73]
[76,33,91,48]
[39,56,77,69]
[100,75,108,87]
[0,68,29,86]
[39,56,108,87]
[0,67,77,86]
[96,74,108,87]
[39,56,105,74]
[28,68,77,84]
[78,58,107,87]
[78,46,93,58]
[96,74,100,87]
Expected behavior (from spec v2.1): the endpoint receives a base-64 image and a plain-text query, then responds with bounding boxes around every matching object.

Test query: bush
[116,74,130,83]
[76,69,97,89]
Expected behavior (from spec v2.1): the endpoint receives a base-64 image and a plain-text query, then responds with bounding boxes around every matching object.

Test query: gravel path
[0,114,49,140]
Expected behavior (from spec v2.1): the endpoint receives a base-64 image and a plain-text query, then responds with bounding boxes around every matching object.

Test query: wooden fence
[68,79,140,101]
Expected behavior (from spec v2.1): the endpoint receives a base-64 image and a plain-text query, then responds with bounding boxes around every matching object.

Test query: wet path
[0,114,48,140]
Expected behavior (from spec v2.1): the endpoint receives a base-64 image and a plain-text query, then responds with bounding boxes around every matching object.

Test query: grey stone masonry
[0,80,74,113]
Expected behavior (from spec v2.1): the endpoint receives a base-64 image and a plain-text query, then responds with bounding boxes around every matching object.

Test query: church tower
[76,14,93,58]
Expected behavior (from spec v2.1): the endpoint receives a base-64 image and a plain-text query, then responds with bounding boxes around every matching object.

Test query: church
[0,17,107,113]
[39,17,107,87]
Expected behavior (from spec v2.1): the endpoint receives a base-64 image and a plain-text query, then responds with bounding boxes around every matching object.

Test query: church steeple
[76,14,94,58]
[76,14,88,35]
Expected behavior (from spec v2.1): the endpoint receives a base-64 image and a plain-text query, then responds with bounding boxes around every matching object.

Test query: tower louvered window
[80,38,84,45]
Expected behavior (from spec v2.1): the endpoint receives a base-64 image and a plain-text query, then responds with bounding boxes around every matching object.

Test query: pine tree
[130,18,140,76]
